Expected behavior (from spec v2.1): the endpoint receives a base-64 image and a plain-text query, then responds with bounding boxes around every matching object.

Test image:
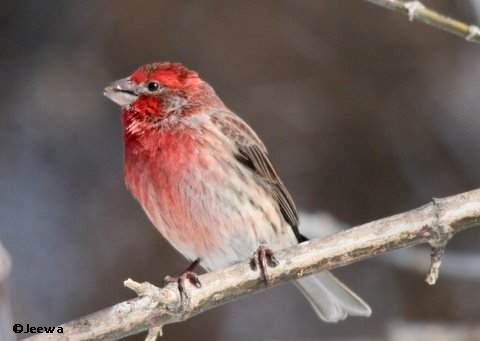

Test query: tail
[295,271,371,322]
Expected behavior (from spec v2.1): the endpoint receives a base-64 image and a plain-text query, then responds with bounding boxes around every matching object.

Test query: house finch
[104,62,371,322]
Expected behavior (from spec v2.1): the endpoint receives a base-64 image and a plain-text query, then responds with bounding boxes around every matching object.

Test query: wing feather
[212,111,305,242]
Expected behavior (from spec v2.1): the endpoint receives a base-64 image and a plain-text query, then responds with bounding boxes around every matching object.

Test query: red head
[129,62,200,90]
[104,62,222,122]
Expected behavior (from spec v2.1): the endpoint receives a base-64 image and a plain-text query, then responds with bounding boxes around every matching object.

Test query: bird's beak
[104,78,139,107]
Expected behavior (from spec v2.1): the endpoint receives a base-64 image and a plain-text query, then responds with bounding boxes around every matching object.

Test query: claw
[186,272,202,288]
[250,245,278,286]
[164,258,201,302]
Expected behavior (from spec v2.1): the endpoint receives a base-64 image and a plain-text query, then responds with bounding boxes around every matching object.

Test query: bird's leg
[250,245,279,286]
[164,258,201,301]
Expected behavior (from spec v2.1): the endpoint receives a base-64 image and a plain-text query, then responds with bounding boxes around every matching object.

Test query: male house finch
[104,62,371,322]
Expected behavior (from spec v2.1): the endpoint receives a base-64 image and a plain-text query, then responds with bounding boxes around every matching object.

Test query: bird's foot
[250,245,279,286]
[163,258,201,302]
[164,272,201,300]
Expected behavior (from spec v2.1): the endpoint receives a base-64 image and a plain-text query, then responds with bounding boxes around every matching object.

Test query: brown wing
[212,111,306,242]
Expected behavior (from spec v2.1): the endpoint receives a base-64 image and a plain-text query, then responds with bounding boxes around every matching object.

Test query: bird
[104,62,371,322]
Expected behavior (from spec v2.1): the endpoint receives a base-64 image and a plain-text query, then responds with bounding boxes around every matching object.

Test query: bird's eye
[147,82,160,92]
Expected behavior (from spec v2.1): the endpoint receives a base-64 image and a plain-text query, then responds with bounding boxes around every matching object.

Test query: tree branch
[364,0,480,43]
[0,241,14,341]
[27,189,480,340]
[302,211,480,281]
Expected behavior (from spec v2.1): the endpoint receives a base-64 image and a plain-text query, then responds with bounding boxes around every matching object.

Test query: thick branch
[302,211,480,281]
[364,0,480,43]
[28,189,480,340]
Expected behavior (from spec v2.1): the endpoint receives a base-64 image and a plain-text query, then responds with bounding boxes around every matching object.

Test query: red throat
[130,96,161,116]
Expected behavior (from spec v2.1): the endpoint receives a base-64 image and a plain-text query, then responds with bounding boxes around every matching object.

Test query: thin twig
[27,189,480,340]
[364,0,480,43]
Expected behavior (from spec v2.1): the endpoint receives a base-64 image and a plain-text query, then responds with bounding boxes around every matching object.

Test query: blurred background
[1,1,480,340]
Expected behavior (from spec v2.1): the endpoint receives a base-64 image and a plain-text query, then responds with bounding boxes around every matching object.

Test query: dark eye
[147,82,160,92]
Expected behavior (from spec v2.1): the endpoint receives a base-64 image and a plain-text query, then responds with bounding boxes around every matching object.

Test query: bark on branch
[28,189,480,340]
[364,0,480,43]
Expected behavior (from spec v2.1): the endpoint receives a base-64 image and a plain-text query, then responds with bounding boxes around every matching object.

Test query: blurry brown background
[1,1,480,340]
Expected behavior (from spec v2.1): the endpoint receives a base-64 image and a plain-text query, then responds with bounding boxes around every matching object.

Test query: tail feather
[295,271,371,322]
